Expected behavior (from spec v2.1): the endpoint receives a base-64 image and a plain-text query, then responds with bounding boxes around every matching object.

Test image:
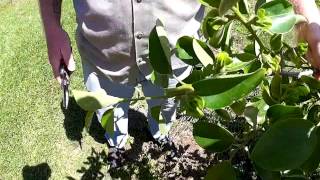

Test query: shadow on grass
[22,163,51,180]
[61,97,107,146]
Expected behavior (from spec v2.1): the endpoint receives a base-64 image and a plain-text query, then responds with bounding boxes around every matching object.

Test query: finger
[310,42,320,69]
[56,76,62,85]
[61,45,76,72]
[66,54,76,72]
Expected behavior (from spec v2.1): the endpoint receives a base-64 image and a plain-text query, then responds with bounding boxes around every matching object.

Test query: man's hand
[46,27,75,83]
[290,0,320,79]
[39,0,75,84]
[298,22,320,79]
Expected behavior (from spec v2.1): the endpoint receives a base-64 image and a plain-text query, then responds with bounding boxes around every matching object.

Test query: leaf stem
[231,7,269,53]
[121,95,169,103]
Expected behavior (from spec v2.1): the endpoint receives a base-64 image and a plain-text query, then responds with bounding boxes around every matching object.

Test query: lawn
[0,0,108,179]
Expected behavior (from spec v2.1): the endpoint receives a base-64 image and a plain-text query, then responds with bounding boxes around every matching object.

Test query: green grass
[0,0,107,179]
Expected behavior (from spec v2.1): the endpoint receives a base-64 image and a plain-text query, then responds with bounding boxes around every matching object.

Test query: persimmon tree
[72,0,320,178]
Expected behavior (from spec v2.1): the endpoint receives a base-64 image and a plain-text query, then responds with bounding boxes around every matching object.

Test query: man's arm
[39,0,75,83]
[290,0,320,73]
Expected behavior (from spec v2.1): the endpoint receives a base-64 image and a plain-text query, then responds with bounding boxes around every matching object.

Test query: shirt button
[136,0,142,3]
[136,32,143,39]
[137,58,143,63]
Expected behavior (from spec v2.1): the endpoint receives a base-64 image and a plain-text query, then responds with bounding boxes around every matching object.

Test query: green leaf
[183,69,205,84]
[300,76,320,91]
[205,161,236,180]
[224,59,252,73]
[244,98,268,126]
[230,99,246,115]
[72,89,123,111]
[283,83,310,105]
[270,73,282,100]
[180,95,205,118]
[192,69,265,109]
[266,105,304,124]
[202,9,223,39]
[150,71,169,88]
[234,53,256,62]
[243,60,262,73]
[251,118,317,171]
[209,21,234,48]
[270,34,283,52]
[84,111,94,131]
[219,0,240,16]
[307,105,320,124]
[149,19,172,74]
[176,37,214,66]
[176,36,199,66]
[101,109,114,135]
[262,84,278,105]
[238,0,249,14]
[254,164,281,180]
[301,127,320,173]
[198,0,221,8]
[259,0,306,33]
[216,51,233,68]
[193,39,214,67]
[193,122,234,152]
[215,109,232,121]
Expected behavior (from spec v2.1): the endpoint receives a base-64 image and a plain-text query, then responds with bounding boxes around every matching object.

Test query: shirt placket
[132,0,154,79]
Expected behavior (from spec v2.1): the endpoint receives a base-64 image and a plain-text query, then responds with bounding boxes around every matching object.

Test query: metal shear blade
[60,65,70,109]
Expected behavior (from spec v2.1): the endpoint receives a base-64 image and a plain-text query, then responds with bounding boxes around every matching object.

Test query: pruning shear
[60,63,70,109]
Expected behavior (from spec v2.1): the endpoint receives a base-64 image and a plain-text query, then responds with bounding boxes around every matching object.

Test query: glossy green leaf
[238,0,249,14]
[193,39,214,66]
[224,59,252,73]
[176,36,199,66]
[255,164,281,180]
[205,161,236,180]
[193,122,234,152]
[301,127,320,173]
[234,53,256,62]
[219,0,240,16]
[215,109,232,121]
[198,0,221,8]
[251,118,317,171]
[307,105,320,125]
[283,83,310,105]
[270,34,283,52]
[259,0,306,33]
[180,95,205,118]
[266,105,304,124]
[84,111,94,131]
[72,89,123,111]
[176,36,214,66]
[244,98,268,126]
[183,69,205,84]
[230,99,246,115]
[202,9,223,39]
[149,19,172,74]
[150,71,169,88]
[209,21,234,48]
[192,69,265,109]
[101,109,114,135]
[300,76,320,91]
[262,84,278,105]
[270,73,282,100]
[215,51,233,68]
